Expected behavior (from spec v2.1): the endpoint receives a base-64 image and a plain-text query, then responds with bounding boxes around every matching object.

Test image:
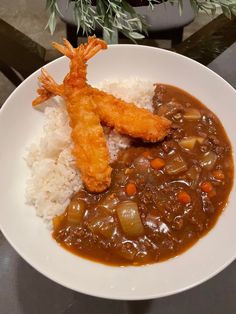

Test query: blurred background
[0,0,220,107]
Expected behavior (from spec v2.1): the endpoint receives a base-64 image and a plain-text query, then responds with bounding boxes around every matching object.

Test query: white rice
[25,79,154,224]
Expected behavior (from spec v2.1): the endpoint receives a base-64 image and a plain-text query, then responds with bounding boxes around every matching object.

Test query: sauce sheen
[53,84,234,266]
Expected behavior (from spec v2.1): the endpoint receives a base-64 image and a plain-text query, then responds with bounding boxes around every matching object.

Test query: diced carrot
[177,191,191,204]
[150,158,165,170]
[142,150,152,159]
[212,170,225,181]
[125,182,137,196]
[201,181,214,193]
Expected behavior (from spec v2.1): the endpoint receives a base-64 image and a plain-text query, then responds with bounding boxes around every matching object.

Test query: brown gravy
[53,84,234,266]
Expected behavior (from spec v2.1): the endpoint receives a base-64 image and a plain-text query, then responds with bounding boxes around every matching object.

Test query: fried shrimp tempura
[70,95,111,192]
[90,89,171,142]
[33,36,171,192]
[33,38,111,192]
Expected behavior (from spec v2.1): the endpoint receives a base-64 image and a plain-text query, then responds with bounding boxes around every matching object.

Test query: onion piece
[133,156,150,172]
[200,151,217,170]
[88,215,116,238]
[53,214,64,230]
[185,165,201,188]
[165,155,187,175]
[183,108,201,120]
[179,136,205,150]
[99,194,119,213]
[179,137,197,150]
[67,200,85,224]
[116,201,144,237]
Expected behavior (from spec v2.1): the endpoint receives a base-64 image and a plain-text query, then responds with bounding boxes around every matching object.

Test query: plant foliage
[45,0,236,41]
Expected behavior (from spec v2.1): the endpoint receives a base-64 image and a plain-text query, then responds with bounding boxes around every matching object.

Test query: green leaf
[128,31,145,39]
[46,10,57,34]
[74,10,81,33]
[229,3,236,16]
[121,29,137,43]
[201,2,215,10]
[45,0,54,10]
[221,4,232,19]
[148,0,161,10]
[54,2,63,17]
[121,0,136,15]
[189,0,199,14]
[211,5,216,16]
[178,0,183,16]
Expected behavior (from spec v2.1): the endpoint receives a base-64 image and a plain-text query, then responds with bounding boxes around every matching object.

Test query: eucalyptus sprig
[45,0,62,34]
[45,0,236,41]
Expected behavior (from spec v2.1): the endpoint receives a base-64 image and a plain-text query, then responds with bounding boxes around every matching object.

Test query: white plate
[0,45,236,300]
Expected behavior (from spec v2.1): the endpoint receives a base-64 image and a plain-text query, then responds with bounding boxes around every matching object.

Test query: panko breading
[33,36,171,192]
[33,38,112,192]
[90,88,171,142]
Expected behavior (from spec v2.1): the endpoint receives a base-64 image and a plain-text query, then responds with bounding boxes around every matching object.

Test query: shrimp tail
[52,38,75,59]
[32,68,63,106]
[52,36,107,61]
[83,36,107,61]
[52,36,107,89]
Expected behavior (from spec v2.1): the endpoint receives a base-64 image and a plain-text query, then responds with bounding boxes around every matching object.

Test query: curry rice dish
[52,84,233,266]
[27,37,233,266]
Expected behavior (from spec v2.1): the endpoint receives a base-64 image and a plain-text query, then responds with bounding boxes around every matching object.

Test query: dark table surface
[1,14,236,314]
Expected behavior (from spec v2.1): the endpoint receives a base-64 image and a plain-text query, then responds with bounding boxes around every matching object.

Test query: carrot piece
[142,150,152,159]
[150,157,165,170]
[201,181,214,193]
[125,182,137,196]
[178,191,191,204]
[212,170,225,181]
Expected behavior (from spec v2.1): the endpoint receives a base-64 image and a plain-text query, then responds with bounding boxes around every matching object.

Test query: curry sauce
[53,84,234,266]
